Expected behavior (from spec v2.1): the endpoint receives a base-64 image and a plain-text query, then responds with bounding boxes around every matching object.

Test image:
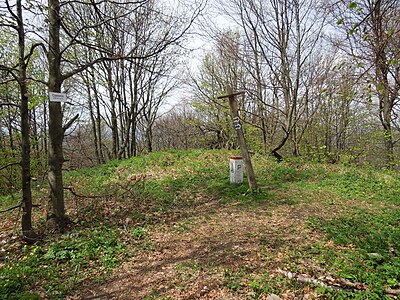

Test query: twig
[0,202,21,213]
[281,259,399,296]
[63,114,80,132]
[302,259,367,290]
[0,102,20,108]
[113,175,147,198]
[0,162,20,171]
[0,203,41,213]
[385,288,400,296]
[64,186,110,199]
[277,268,332,288]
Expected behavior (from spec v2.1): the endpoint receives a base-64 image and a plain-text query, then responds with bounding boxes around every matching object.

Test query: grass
[307,208,400,299]
[1,226,128,299]
[0,194,21,212]
[1,149,399,299]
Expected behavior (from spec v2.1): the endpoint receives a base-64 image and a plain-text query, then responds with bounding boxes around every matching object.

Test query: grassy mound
[1,149,399,299]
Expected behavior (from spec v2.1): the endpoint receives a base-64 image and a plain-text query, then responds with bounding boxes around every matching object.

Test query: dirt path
[81,199,334,300]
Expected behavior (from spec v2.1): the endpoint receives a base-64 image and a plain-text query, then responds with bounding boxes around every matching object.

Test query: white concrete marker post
[230,156,244,184]
[217,86,258,191]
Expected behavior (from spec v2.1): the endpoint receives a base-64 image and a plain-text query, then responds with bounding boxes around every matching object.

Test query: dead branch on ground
[64,186,111,199]
[278,259,400,297]
[0,203,21,213]
[1,202,41,213]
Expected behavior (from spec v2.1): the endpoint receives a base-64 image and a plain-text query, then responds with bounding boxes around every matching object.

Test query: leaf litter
[79,198,340,300]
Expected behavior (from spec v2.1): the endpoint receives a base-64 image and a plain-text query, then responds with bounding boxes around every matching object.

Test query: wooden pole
[218,86,258,191]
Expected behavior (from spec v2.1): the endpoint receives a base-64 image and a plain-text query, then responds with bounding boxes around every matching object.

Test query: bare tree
[45,0,204,229]
[332,0,400,166]
[221,0,328,159]
[0,0,43,241]
[152,104,207,150]
[189,31,249,149]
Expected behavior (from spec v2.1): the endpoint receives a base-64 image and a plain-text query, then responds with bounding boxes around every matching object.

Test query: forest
[0,0,400,299]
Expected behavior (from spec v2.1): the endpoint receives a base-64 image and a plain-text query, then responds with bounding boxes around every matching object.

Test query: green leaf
[337,18,344,25]
[348,2,357,9]
[387,278,398,287]
[349,23,359,35]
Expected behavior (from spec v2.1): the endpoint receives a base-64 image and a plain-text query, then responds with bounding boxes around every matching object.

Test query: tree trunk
[129,62,140,157]
[146,126,153,152]
[31,107,40,159]
[90,68,105,163]
[253,31,268,155]
[225,87,258,191]
[372,3,395,167]
[87,83,101,164]
[17,0,38,241]
[106,63,119,159]
[381,106,394,166]
[86,74,101,165]
[47,0,66,229]
[43,97,48,157]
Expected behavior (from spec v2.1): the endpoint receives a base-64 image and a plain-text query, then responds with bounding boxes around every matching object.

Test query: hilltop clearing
[1,150,399,299]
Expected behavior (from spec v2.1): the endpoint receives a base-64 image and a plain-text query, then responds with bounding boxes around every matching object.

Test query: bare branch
[26,77,47,86]
[63,113,79,132]
[385,288,400,296]
[277,268,332,288]
[288,259,400,296]
[64,186,110,198]
[0,102,20,109]
[5,0,18,22]
[0,21,18,30]
[0,202,21,213]
[0,65,19,81]
[60,0,205,81]
[0,162,21,171]
[0,202,41,213]
[24,42,46,65]
[60,0,147,8]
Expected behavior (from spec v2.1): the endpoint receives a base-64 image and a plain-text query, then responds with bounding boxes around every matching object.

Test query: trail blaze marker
[217,86,258,191]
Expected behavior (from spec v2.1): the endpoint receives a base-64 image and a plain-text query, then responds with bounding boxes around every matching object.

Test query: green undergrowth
[2,149,400,299]
[0,224,152,299]
[319,168,400,205]
[0,187,45,211]
[307,208,400,299]
[266,161,400,298]
[64,149,274,221]
[0,194,20,211]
